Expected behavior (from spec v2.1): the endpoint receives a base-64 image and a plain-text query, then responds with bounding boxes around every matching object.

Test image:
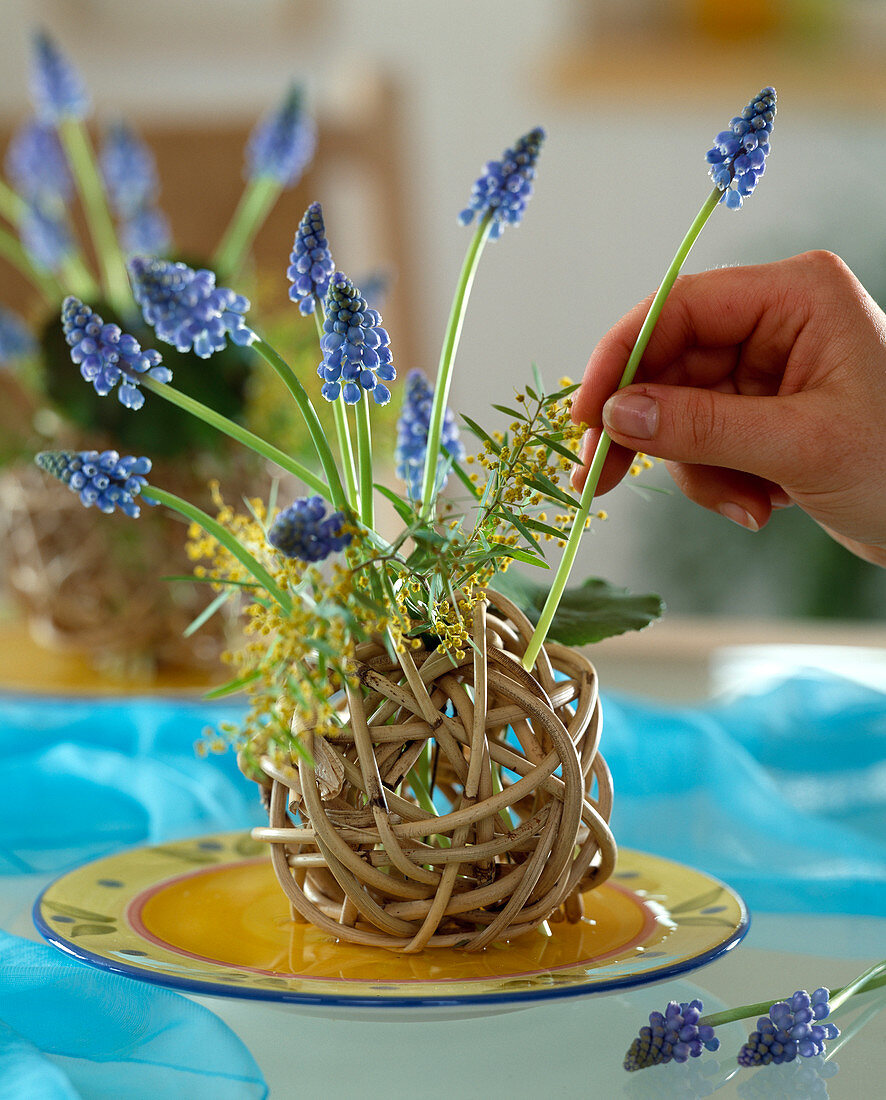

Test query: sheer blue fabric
[0,670,883,1095]
[604,671,886,915]
[0,930,266,1099]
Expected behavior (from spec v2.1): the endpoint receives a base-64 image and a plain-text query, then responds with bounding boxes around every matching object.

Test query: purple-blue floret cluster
[35,449,153,518]
[119,207,171,256]
[706,87,776,210]
[246,84,316,187]
[737,989,838,1067]
[458,127,545,240]
[624,999,720,1071]
[100,122,160,216]
[100,122,171,255]
[30,30,89,123]
[128,257,254,359]
[61,296,171,410]
[21,204,72,271]
[267,496,351,563]
[287,202,334,315]
[5,120,72,207]
[318,273,395,405]
[0,306,36,365]
[395,369,464,502]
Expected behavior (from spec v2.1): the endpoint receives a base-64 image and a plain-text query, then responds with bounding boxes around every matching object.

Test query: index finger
[570,254,825,429]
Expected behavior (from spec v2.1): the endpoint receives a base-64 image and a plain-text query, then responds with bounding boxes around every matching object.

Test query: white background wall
[2,0,884,614]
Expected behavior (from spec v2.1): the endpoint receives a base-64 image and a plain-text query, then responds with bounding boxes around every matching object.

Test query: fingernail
[770,488,793,510]
[602,393,659,440]
[719,502,759,532]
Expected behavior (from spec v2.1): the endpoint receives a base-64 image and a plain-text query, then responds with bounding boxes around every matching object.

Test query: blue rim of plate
[34,835,750,1010]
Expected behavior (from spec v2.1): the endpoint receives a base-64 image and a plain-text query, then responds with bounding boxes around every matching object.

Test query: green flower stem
[355,391,374,528]
[212,176,279,282]
[140,484,291,613]
[699,959,886,1030]
[251,336,348,511]
[313,305,358,508]
[61,253,100,300]
[0,178,26,226]
[0,225,62,302]
[419,208,494,520]
[57,117,131,315]
[140,376,327,496]
[521,186,722,671]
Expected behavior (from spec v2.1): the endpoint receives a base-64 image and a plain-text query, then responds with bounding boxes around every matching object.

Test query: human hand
[571,251,886,567]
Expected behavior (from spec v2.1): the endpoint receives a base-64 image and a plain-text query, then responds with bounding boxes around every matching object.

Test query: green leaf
[461,415,499,451]
[523,472,581,510]
[183,587,235,637]
[204,668,262,700]
[491,506,545,555]
[492,571,664,645]
[374,482,418,524]
[521,517,566,540]
[491,403,527,421]
[529,433,582,465]
[530,363,545,398]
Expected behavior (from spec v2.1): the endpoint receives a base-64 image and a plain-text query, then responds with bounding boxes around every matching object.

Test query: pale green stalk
[141,484,291,612]
[312,304,358,508]
[212,176,279,282]
[0,225,62,301]
[251,336,348,511]
[355,391,374,528]
[419,209,494,520]
[699,958,886,1030]
[0,179,26,225]
[57,117,130,314]
[61,253,100,300]
[140,376,327,496]
[521,186,722,670]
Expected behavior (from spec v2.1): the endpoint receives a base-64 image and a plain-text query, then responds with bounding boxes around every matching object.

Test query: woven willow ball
[251,589,615,952]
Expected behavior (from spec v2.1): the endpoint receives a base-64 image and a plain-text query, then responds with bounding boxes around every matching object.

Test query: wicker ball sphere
[251,590,615,951]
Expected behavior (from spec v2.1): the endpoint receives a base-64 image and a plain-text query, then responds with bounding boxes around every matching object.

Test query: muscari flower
[0,306,36,365]
[128,257,254,359]
[267,496,351,563]
[287,201,334,315]
[707,87,776,210]
[458,127,545,240]
[30,30,89,123]
[61,296,171,410]
[624,998,720,1071]
[100,121,160,217]
[5,119,72,207]
[20,203,73,271]
[737,989,838,1067]
[246,84,316,187]
[120,207,171,256]
[35,449,153,518]
[396,369,464,502]
[318,272,395,405]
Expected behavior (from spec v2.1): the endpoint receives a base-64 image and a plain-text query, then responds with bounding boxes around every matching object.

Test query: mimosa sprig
[521,87,776,670]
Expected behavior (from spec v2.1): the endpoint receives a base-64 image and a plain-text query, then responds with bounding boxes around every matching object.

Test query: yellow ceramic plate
[35,832,748,1015]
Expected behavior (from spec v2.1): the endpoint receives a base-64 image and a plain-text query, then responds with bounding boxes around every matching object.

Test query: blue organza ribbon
[0,930,266,1100]
[0,671,883,1095]
[603,670,886,915]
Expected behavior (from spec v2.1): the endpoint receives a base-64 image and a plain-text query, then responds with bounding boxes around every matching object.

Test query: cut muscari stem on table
[521,88,776,671]
[623,958,886,1074]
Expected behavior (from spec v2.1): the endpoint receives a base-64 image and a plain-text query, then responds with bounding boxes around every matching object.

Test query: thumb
[601,384,808,484]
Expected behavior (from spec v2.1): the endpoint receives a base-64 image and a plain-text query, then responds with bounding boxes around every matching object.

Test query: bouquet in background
[0,30,317,672]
